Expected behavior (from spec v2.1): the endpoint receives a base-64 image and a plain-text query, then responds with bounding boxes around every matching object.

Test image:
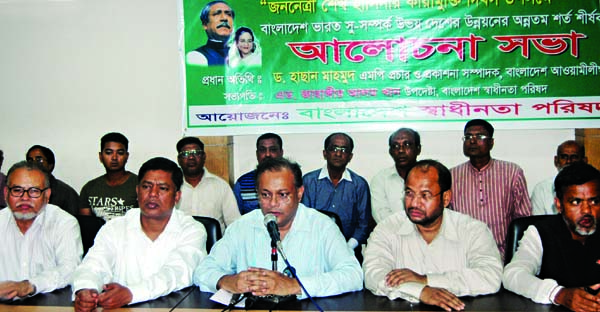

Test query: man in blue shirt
[195,157,362,299]
[233,133,283,215]
[301,133,371,259]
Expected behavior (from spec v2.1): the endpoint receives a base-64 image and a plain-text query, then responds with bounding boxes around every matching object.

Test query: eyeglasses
[178,149,204,158]
[462,134,491,142]
[257,147,281,154]
[27,156,46,164]
[404,190,443,203]
[259,192,292,204]
[326,146,351,154]
[390,142,414,151]
[8,186,49,198]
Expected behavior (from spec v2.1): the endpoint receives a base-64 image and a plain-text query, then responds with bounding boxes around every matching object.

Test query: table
[1,286,567,311]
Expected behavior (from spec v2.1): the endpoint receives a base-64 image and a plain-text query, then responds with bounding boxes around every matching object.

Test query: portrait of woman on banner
[227,26,262,68]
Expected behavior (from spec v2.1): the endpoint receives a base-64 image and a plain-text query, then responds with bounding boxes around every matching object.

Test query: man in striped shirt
[450,119,531,259]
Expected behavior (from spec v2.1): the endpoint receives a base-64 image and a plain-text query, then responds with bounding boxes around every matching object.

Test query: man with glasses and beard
[504,162,600,312]
[0,161,82,300]
[364,160,502,311]
[187,1,234,66]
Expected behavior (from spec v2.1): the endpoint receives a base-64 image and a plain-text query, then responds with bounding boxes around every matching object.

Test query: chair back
[193,216,222,253]
[505,215,555,263]
[75,215,106,256]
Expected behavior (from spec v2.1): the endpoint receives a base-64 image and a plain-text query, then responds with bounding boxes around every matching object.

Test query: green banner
[181,0,600,134]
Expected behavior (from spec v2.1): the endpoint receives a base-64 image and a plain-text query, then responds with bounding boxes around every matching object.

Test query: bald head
[555,140,587,171]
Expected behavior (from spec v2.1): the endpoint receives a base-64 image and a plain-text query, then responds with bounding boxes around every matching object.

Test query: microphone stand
[271,240,278,271]
[274,242,324,312]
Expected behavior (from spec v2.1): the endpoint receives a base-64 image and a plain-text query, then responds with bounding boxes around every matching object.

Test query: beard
[406,207,443,227]
[13,211,39,220]
[563,214,597,236]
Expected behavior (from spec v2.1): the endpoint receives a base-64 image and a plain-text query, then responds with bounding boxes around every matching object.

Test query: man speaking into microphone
[194,157,363,299]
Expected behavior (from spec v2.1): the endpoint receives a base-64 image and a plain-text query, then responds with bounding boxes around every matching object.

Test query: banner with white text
[181,0,600,135]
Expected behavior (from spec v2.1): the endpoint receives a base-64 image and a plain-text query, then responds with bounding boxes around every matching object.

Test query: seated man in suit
[72,157,207,311]
[1,161,82,300]
[194,157,363,300]
[364,159,502,311]
[503,162,600,312]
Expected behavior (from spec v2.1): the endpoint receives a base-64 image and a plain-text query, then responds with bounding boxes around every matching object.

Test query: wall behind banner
[0,0,579,196]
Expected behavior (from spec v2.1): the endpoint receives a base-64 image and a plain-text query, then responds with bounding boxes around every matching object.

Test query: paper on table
[210,289,246,308]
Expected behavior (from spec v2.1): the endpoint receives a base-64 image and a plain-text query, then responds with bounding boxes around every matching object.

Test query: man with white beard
[0,161,82,300]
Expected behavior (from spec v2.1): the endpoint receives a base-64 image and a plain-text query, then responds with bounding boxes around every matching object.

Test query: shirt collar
[396,209,458,242]
[126,208,179,237]
[317,166,353,182]
[468,158,494,172]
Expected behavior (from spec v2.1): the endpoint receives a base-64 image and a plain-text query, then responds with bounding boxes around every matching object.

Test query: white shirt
[363,209,502,302]
[0,204,82,295]
[71,208,207,304]
[502,225,558,304]
[531,175,557,215]
[370,166,407,223]
[176,168,241,233]
[186,50,208,66]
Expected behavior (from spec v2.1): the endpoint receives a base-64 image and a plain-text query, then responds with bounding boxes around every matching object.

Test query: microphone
[263,213,280,243]
[263,214,288,261]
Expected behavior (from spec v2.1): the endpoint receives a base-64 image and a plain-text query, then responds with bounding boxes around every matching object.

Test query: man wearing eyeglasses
[450,119,531,259]
[176,137,240,233]
[233,133,284,215]
[26,145,80,216]
[531,140,587,215]
[364,159,502,310]
[1,161,82,300]
[79,132,138,221]
[371,128,422,223]
[301,133,370,259]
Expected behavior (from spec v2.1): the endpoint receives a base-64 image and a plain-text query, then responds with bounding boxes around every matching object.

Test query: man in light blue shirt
[301,133,371,254]
[194,157,363,299]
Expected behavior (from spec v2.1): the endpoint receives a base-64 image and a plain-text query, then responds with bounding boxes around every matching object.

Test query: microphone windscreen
[263,213,277,226]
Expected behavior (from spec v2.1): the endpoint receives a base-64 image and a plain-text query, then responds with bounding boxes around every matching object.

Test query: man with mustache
[176,137,240,233]
[72,157,206,311]
[1,161,82,300]
[187,1,234,66]
[364,159,502,311]
[194,157,363,300]
[79,132,138,221]
[504,162,600,312]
